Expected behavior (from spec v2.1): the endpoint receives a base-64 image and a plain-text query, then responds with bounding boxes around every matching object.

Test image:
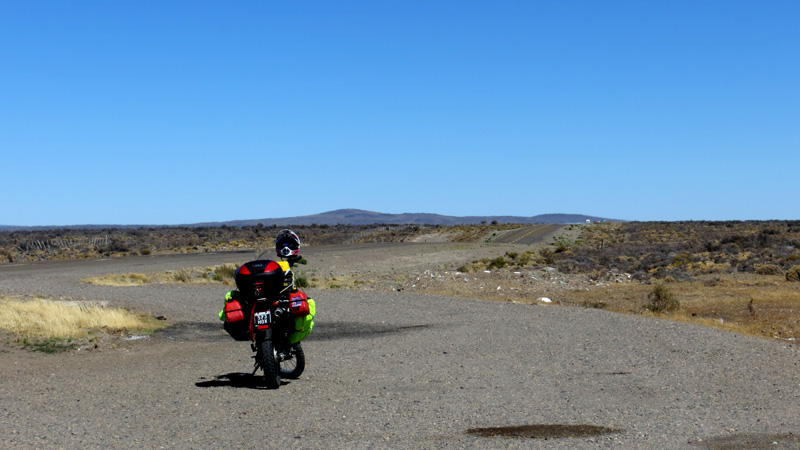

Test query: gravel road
[1,244,799,449]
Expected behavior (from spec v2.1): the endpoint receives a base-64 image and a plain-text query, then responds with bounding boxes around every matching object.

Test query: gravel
[1,245,799,449]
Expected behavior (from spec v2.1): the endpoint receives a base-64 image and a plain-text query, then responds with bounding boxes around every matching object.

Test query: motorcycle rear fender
[258,328,273,341]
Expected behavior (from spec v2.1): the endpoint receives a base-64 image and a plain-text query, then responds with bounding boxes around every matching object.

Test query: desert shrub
[173,269,192,283]
[786,266,800,282]
[486,257,508,270]
[457,261,485,273]
[631,271,650,282]
[295,273,310,288]
[514,251,535,266]
[108,240,130,253]
[552,235,575,253]
[139,246,152,256]
[581,301,608,309]
[213,264,238,281]
[650,266,671,279]
[637,252,672,273]
[738,261,756,273]
[644,284,680,313]
[556,256,594,274]
[755,264,783,276]
[538,247,555,265]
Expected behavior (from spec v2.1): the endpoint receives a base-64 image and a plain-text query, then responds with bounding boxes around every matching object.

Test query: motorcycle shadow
[195,372,288,389]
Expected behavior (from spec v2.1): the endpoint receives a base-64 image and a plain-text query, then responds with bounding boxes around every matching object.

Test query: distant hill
[0,209,621,231]
[189,209,620,227]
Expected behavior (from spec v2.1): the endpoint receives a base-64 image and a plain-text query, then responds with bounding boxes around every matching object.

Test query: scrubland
[437,221,800,341]
[3,220,799,342]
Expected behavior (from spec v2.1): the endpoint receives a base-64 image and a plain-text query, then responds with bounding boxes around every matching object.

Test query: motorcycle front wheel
[259,339,281,389]
[279,343,305,379]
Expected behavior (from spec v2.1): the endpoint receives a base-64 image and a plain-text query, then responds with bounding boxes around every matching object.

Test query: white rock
[537,297,553,303]
[124,335,148,341]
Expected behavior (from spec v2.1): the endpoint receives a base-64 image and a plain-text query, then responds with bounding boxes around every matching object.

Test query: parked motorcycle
[222,251,315,389]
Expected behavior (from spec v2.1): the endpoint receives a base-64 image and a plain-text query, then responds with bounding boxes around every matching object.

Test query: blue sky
[2,1,798,225]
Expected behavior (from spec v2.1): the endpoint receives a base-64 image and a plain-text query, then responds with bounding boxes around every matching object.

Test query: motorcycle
[222,251,314,389]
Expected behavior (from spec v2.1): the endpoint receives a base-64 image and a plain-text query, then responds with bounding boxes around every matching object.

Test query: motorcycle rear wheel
[259,339,281,389]
[279,343,305,379]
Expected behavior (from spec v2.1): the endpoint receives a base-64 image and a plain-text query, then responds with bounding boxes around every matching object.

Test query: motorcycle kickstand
[251,344,261,375]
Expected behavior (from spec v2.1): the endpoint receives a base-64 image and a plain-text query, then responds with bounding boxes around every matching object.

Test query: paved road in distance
[492,224,566,245]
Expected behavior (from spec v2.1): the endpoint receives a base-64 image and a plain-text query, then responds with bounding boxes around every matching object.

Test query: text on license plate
[254,311,271,326]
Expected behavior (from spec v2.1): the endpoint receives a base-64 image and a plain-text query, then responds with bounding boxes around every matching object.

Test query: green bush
[786,266,800,282]
[296,273,310,288]
[552,235,573,253]
[645,284,680,313]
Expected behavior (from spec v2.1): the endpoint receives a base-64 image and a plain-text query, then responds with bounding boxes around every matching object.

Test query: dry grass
[308,275,369,290]
[82,273,152,286]
[0,297,167,339]
[82,264,239,286]
[564,275,800,340]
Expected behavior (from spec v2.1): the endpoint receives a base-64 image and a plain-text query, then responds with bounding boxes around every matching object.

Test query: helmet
[275,229,301,258]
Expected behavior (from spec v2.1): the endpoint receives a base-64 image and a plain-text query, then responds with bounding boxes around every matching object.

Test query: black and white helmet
[275,229,301,258]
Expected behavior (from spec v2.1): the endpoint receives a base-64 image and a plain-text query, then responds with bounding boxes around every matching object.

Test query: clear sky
[2,1,798,226]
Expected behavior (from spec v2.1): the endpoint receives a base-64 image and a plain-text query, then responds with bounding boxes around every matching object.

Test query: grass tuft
[644,284,680,313]
[0,298,167,340]
[173,269,192,283]
[82,273,152,286]
[212,264,238,281]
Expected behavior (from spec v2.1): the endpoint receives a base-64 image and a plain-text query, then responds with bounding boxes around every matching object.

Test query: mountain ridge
[195,209,619,227]
[0,209,621,231]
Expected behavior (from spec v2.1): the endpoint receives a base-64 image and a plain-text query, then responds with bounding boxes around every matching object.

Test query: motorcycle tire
[260,339,281,389]
[279,343,305,379]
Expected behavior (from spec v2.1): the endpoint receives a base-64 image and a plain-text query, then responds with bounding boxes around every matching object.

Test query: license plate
[254,311,271,326]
